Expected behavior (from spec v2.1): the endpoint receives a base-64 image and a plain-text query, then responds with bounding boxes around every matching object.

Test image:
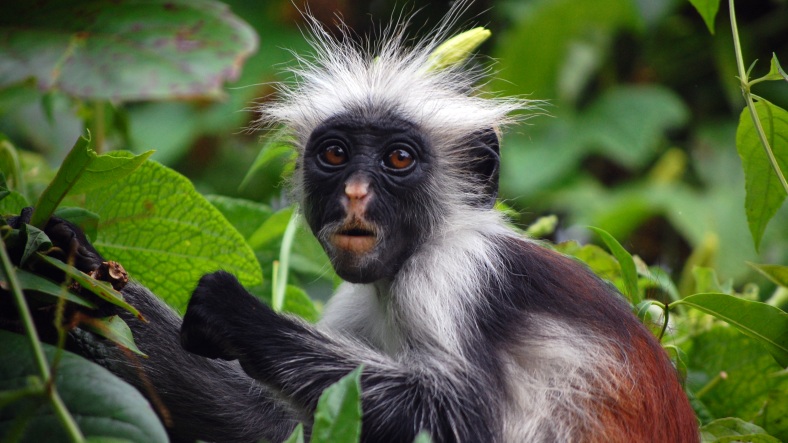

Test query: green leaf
[282,285,320,323]
[241,129,295,190]
[36,253,141,320]
[492,0,642,101]
[736,100,788,251]
[577,86,689,168]
[413,432,433,443]
[636,300,660,324]
[311,366,363,443]
[700,417,780,443]
[0,135,27,201]
[248,206,294,250]
[688,0,720,34]
[685,325,788,439]
[0,190,27,218]
[0,0,257,101]
[68,150,154,196]
[30,134,96,228]
[20,224,52,267]
[693,267,729,294]
[588,227,641,305]
[205,195,272,241]
[81,316,146,356]
[675,293,788,367]
[0,267,97,309]
[0,170,30,217]
[749,263,788,288]
[0,376,44,409]
[84,438,135,443]
[556,241,620,283]
[0,172,8,202]
[284,424,305,443]
[0,330,168,443]
[763,54,788,82]
[84,161,262,312]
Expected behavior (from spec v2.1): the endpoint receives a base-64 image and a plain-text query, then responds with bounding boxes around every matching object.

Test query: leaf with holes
[0,0,257,101]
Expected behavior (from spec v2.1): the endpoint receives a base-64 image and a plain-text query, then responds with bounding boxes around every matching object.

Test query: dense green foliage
[0,0,787,442]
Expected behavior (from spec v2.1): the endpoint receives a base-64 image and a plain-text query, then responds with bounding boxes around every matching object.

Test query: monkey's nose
[345,179,370,201]
[343,177,372,218]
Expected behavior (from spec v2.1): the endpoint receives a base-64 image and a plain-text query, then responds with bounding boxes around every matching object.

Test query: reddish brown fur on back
[524,244,699,442]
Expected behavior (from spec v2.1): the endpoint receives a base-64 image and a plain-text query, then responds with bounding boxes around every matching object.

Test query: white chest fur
[319,282,405,356]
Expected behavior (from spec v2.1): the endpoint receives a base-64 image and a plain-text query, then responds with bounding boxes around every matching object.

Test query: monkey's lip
[330,226,378,254]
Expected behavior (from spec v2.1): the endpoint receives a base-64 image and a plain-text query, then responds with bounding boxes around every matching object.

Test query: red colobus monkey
[33,3,699,442]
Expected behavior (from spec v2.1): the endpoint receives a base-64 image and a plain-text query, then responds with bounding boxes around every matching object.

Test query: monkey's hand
[181,271,269,361]
[7,207,105,275]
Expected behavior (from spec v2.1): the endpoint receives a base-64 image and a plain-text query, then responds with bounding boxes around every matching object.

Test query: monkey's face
[301,114,436,283]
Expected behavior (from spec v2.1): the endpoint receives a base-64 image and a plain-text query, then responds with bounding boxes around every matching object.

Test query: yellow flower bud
[424,27,491,72]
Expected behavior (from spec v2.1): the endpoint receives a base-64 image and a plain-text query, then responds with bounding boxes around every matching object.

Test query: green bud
[424,27,491,72]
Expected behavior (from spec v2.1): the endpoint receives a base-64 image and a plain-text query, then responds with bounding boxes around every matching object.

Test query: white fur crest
[256,3,528,154]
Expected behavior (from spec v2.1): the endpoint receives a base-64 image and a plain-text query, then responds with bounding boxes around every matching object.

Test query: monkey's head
[258,15,527,283]
[298,111,501,283]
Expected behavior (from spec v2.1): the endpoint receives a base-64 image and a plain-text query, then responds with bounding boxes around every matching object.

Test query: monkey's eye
[319,144,349,167]
[383,148,415,172]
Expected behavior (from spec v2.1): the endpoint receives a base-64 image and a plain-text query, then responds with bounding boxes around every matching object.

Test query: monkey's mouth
[330,223,378,254]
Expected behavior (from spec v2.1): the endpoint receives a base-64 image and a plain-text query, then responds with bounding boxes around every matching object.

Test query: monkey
[4,3,699,443]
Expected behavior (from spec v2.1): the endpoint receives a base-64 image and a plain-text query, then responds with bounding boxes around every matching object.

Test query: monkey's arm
[181,271,497,443]
[75,282,300,443]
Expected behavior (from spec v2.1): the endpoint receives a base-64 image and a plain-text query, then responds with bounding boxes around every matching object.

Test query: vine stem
[729,0,788,195]
[658,302,670,341]
[0,239,84,442]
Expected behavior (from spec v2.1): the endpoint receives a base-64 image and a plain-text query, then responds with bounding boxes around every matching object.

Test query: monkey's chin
[329,233,377,254]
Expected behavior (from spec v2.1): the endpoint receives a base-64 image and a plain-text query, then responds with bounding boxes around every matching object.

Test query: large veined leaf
[736,100,788,251]
[0,0,257,101]
[684,326,788,439]
[84,161,261,312]
[0,330,167,442]
[69,150,155,195]
[675,293,788,367]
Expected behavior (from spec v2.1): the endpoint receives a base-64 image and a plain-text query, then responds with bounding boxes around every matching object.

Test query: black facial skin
[301,113,435,283]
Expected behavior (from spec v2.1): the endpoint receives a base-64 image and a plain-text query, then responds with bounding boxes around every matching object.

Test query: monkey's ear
[469,128,500,209]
